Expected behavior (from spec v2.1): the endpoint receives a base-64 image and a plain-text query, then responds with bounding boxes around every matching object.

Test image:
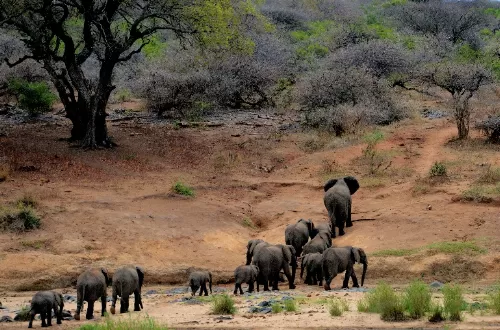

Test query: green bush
[329,298,349,317]
[0,205,41,232]
[284,299,298,312]
[442,284,464,321]
[429,162,447,177]
[404,280,431,319]
[16,194,38,208]
[15,305,31,321]
[488,286,500,314]
[428,303,445,323]
[78,316,168,329]
[8,79,58,116]
[357,282,406,321]
[211,294,236,315]
[271,302,283,313]
[172,181,195,197]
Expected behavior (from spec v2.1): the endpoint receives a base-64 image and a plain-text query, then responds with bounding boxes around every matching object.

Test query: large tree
[0,0,259,148]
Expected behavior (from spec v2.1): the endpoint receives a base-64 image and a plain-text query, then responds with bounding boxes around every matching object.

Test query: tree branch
[4,55,36,67]
[117,40,150,62]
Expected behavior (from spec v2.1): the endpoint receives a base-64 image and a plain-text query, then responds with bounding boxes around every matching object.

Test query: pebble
[430,281,444,288]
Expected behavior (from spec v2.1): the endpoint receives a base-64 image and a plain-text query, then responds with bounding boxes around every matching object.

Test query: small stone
[427,204,432,210]
[0,316,13,322]
[430,281,444,288]
[306,294,311,297]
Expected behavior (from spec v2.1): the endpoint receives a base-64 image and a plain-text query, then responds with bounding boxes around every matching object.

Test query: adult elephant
[110,266,144,314]
[323,176,359,237]
[253,244,297,291]
[322,246,367,291]
[285,219,316,258]
[74,268,110,320]
[302,229,332,255]
[300,253,323,286]
[245,239,267,265]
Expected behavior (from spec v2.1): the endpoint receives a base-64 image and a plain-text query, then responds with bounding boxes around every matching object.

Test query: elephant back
[77,269,107,301]
[113,266,140,295]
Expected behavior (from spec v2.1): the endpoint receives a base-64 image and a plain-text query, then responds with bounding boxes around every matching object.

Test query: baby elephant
[28,291,64,328]
[189,271,212,296]
[110,266,144,314]
[233,265,259,295]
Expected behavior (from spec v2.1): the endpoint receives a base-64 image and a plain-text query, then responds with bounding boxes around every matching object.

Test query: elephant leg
[134,289,142,311]
[101,294,107,316]
[120,295,129,313]
[40,311,47,327]
[86,300,95,320]
[28,312,35,328]
[74,290,82,321]
[248,282,254,293]
[328,209,337,238]
[346,202,353,227]
[283,264,295,290]
[56,304,62,324]
[350,269,360,288]
[46,307,52,326]
[336,206,347,236]
[233,283,238,295]
[110,285,117,314]
[262,275,270,291]
[342,269,352,289]
[202,283,208,296]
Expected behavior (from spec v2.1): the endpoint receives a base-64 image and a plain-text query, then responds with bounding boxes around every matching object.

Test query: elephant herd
[234,176,367,294]
[27,265,143,328]
[26,175,364,327]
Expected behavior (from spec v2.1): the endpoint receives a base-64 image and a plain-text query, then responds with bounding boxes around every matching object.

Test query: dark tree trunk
[453,91,472,140]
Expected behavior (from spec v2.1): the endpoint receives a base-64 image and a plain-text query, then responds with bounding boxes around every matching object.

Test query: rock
[0,316,13,322]
[106,296,113,302]
[430,281,444,288]
[259,307,272,314]
[165,287,189,295]
[64,295,77,302]
[427,204,432,210]
[214,316,233,321]
[146,290,158,295]
[281,296,293,301]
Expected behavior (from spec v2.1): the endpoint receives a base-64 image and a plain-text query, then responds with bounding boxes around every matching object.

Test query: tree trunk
[81,97,113,149]
[453,92,471,140]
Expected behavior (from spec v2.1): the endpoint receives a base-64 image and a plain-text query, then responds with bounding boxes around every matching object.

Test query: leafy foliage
[172,181,195,197]
[211,294,236,315]
[442,284,465,321]
[429,162,447,177]
[78,316,168,330]
[7,79,57,116]
[404,280,431,319]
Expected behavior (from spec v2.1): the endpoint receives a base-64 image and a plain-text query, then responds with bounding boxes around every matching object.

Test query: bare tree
[425,62,492,139]
[0,0,253,148]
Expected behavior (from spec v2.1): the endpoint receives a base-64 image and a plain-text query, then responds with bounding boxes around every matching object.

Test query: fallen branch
[352,218,377,222]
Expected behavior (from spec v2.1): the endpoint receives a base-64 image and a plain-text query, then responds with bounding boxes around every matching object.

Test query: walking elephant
[323,176,359,237]
[28,291,64,328]
[74,268,110,320]
[285,219,316,258]
[253,244,297,291]
[189,271,212,296]
[110,266,144,314]
[300,253,323,286]
[234,265,259,295]
[322,246,367,291]
[302,230,332,255]
[246,239,267,265]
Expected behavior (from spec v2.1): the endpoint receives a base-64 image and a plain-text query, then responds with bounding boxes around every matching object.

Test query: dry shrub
[429,256,485,283]
[0,163,9,182]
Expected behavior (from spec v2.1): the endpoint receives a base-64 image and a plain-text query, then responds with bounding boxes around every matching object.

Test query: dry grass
[0,163,10,182]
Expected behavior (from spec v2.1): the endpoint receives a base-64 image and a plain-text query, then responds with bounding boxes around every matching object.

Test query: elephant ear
[101,268,111,286]
[351,247,361,264]
[54,292,63,307]
[252,265,259,273]
[284,245,297,266]
[324,179,338,192]
[136,266,145,288]
[344,176,360,195]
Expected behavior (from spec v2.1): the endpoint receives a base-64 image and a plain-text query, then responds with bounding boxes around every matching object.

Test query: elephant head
[246,239,264,265]
[298,218,316,238]
[324,176,359,195]
[101,268,111,286]
[351,247,367,286]
[136,266,144,288]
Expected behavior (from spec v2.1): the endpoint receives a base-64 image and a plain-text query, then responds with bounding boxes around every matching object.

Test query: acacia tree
[426,62,491,139]
[0,0,257,148]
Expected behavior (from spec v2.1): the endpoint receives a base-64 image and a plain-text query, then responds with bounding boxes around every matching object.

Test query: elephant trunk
[361,262,367,287]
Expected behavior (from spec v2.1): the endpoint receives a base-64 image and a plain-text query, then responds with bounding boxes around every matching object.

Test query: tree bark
[453,91,472,140]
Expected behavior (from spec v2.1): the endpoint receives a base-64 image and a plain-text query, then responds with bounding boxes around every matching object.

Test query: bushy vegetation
[172,181,195,197]
[284,299,298,312]
[488,285,500,315]
[271,302,283,313]
[329,298,349,317]
[442,284,465,321]
[429,162,447,177]
[403,280,432,319]
[0,203,41,232]
[7,79,57,116]
[78,316,168,330]
[14,305,31,321]
[211,294,236,315]
[357,282,406,321]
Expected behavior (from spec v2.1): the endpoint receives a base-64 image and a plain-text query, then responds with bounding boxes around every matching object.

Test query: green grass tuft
[329,298,349,317]
[461,186,493,203]
[372,248,418,257]
[357,282,406,321]
[211,294,236,315]
[15,305,31,321]
[271,302,283,313]
[172,181,195,197]
[428,303,445,323]
[284,299,298,312]
[404,280,431,319]
[429,162,447,177]
[0,205,41,232]
[426,241,486,255]
[487,285,500,314]
[16,194,38,208]
[78,316,168,329]
[442,284,464,321]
